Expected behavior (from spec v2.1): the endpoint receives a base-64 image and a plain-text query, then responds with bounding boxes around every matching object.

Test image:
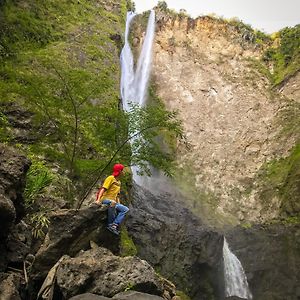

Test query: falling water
[120,10,155,109]
[120,10,156,183]
[223,237,252,299]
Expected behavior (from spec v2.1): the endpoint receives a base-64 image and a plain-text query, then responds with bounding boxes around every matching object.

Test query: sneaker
[107,224,120,235]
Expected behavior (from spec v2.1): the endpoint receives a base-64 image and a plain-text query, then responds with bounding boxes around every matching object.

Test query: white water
[120,10,156,184]
[223,237,252,299]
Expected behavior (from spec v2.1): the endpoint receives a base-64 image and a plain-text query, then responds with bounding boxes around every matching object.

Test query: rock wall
[146,14,298,223]
[127,184,224,300]
[0,144,30,270]
[225,223,300,300]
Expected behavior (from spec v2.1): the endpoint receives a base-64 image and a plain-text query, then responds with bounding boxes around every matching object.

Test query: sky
[133,0,300,33]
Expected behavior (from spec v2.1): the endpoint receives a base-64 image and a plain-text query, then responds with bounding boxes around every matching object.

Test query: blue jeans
[102,199,129,226]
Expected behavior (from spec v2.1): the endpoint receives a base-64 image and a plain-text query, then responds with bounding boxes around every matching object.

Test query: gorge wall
[142,12,300,224]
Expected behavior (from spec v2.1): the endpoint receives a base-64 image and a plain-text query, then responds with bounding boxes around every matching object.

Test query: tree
[157,1,168,11]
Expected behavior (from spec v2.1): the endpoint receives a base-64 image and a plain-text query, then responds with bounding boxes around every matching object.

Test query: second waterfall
[120,10,156,183]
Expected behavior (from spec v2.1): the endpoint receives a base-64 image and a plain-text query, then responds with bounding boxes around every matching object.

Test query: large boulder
[30,205,116,284]
[69,291,166,300]
[69,294,111,300]
[127,183,224,300]
[112,291,165,299]
[56,247,165,299]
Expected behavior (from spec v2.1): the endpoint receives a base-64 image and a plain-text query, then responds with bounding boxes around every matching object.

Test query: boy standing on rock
[95,163,129,235]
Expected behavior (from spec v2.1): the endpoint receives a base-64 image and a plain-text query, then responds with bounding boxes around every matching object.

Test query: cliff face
[148,13,299,223]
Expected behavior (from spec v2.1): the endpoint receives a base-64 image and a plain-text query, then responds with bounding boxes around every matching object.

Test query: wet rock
[56,247,164,299]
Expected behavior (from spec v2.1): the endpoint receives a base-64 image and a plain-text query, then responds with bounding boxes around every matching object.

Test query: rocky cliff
[141,11,300,224]
[1,2,300,300]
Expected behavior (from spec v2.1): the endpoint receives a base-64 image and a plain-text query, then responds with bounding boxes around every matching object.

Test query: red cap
[112,163,124,177]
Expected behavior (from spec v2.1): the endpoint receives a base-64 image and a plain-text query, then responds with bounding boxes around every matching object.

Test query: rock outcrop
[146,13,299,223]
[30,205,114,284]
[56,247,168,299]
[0,144,30,271]
[69,291,166,300]
[127,183,224,300]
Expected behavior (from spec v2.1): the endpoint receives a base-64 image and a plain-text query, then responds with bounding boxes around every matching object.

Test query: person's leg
[113,203,129,226]
[102,200,116,225]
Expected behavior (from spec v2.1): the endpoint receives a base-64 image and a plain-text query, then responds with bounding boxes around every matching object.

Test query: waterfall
[120,10,155,109]
[120,10,156,183]
[223,237,252,299]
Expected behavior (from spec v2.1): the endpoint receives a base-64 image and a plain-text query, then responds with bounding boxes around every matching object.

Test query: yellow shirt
[100,175,121,201]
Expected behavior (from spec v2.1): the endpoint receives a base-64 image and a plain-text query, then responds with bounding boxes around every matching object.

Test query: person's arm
[95,187,106,204]
[116,194,120,204]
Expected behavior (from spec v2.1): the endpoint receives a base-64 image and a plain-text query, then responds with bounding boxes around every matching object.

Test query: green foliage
[124,282,134,292]
[0,111,11,141]
[226,17,270,45]
[0,0,184,211]
[241,222,252,229]
[176,290,192,300]
[281,215,300,225]
[24,159,54,208]
[120,227,137,257]
[156,1,168,11]
[258,143,300,216]
[30,212,50,238]
[126,0,135,12]
[262,25,300,85]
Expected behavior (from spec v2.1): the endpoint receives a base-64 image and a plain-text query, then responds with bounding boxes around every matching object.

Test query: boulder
[69,294,111,300]
[113,291,165,299]
[30,205,117,283]
[56,247,164,299]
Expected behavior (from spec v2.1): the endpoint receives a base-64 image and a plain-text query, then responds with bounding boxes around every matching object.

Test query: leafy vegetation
[0,0,184,211]
[262,25,300,85]
[258,143,300,218]
[120,227,137,257]
[30,212,50,238]
[24,158,54,208]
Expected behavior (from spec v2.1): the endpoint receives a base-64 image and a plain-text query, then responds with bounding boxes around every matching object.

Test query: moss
[176,290,192,300]
[262,25,300,85]
[241,222,252,229]
[120,227,137,257]
[0,0,129,208]
[258,143,300,216]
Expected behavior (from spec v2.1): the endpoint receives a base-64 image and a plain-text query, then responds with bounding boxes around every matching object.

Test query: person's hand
[110,200,116,207]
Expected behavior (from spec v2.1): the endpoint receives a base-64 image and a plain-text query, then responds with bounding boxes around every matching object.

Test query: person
[95,163,129,235]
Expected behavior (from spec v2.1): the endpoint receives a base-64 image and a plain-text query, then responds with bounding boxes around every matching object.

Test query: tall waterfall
[223,237,252,299]
[120,10,155,109]
[120,10,156,183]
